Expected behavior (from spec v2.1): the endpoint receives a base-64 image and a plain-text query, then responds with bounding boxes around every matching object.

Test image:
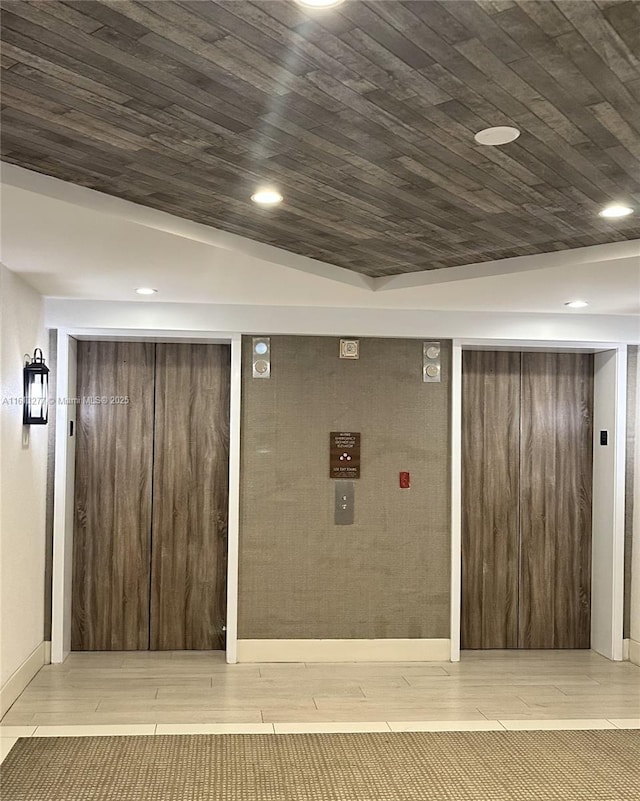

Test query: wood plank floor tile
[263,708,489,723]
[23,710,265,725]
[608,719,640,729]
[3,651,638,728]
[499,719,615,730]
[33,724,156,737]
[273,722,391,734]
[0,726,36,737]
[155,723,274,735]
[388,720,506,732]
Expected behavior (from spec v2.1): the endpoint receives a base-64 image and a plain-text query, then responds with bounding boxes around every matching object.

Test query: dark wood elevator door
[72,341,230,651]
[519,353,593,649]
[72,341,155,650]
[461,351,593,650]
[461,351,521,649]
[150,344,230,650]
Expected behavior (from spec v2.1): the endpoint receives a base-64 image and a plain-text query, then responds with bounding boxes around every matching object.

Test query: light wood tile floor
[1,650,638,740]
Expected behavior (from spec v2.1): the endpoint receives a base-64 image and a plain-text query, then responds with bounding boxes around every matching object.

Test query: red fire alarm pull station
[399,471,410,489]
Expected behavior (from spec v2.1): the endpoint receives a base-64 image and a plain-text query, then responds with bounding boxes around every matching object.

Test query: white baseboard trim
[0,641,46,718]
[629,638,640,667]
[236,639,451,663]
[44,641,52,665]
[623,638,629,661]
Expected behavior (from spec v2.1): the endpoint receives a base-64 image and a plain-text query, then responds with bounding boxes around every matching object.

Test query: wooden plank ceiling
[2,0,640,278]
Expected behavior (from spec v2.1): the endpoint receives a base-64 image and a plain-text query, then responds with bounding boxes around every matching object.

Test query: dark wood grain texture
[519,352,593,649]
[462,350,593,650]
[461,350,520,649]
[72,341,155,651]
[1,0,639,277]
[150,344,230,650]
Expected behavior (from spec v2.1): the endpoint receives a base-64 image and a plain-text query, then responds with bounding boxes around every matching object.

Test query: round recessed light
[251,187,283,206]
[295,0,345,8]
[599,204,633,218]
[564,300,589,309]
[474,126,521,146]
[135,287,158,295]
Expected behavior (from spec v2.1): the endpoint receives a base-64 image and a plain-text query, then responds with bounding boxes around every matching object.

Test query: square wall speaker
[340,339,360,359]
[252,337,271,379]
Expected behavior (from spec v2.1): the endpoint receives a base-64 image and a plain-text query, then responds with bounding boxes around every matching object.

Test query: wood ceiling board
[2,0,640,278]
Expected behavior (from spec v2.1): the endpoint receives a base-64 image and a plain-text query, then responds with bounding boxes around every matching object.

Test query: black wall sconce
[23,348,50,426]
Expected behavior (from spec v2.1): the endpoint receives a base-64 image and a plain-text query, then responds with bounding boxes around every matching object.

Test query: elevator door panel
[72,341,154,650]
[461,351,520,649]
[150,343,230,650]
[519,352,593,649]
[461,351,593,650]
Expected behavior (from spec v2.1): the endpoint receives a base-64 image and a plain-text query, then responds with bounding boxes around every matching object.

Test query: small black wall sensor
[600,430,608,446]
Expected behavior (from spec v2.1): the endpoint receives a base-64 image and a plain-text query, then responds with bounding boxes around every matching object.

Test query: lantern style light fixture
[23,348,50,425]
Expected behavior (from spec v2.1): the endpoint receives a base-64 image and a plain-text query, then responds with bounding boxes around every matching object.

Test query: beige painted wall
[238,336,451,640]
[0,265,47,688]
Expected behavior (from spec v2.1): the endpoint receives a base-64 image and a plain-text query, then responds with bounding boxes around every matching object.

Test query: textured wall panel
[238,336,451,640]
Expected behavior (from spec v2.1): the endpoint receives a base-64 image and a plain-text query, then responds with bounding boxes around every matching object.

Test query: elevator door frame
[51,329,242,664]
[451,340,627,663]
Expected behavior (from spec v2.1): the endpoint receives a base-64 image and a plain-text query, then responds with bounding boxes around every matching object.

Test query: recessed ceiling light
[474,126,521,146]
[295,0,345,8]
[564,300,589,308]
[599,204,633,218]
[251,188,283,206]
[135,287,158,295]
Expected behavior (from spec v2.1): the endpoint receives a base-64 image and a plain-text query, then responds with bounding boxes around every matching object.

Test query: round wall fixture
[251,188,283,206]
[474,126,521,146]
[599,204,633,218]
